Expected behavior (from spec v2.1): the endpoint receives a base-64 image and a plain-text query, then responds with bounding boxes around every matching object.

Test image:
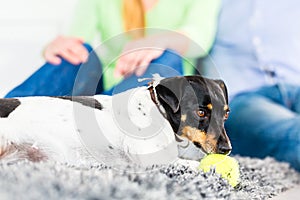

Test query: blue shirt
[203,0,300,100]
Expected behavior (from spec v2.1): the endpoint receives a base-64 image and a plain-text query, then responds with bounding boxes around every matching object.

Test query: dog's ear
[155,84,181,113]
[215,80,228,104]
[155,77,186,113]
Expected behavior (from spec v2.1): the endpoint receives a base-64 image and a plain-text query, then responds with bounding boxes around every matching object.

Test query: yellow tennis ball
[198,154,240,187]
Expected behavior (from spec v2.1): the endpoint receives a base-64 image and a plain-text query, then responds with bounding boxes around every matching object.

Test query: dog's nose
[217,145,232,155]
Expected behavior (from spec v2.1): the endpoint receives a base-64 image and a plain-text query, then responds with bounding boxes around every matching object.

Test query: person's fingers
[135,50,164,76]
[135,64,148,77]
[114,57,125,77]
[115,52,137,77]
[69,43,89,62]
[44,51,62,65]
[115,46,164,77]
[124,52,145,77]
[113,68,122,78]
[58,49,81,65]
[135,52,158,76]
[135,58,152,76]
[43,36,87,65]
[126,56,141,76]
[74,37,85,43]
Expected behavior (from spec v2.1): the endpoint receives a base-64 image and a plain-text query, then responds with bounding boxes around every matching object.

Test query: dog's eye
[224,110,230,119]
[196,110,206,118]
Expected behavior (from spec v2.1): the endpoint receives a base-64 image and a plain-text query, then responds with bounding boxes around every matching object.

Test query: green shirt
[69,0,220,90]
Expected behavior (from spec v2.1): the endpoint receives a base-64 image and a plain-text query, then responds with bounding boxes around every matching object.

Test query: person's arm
[68,0,100,43]
[43,0,100,65]
[178,0,221,57]
[115,0,221,77]
[114,32,190,77]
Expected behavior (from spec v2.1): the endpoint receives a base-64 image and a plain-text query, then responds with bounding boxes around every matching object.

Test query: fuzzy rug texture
[0,156,299,200]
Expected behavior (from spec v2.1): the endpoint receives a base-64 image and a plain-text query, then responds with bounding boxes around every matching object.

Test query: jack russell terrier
[0,75,231,167]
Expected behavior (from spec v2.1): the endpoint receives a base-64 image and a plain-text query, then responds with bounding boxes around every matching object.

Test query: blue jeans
[227,84,300,171]
[5,44,183,97]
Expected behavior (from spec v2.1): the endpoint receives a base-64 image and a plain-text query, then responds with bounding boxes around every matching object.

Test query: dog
[0,75,231,166]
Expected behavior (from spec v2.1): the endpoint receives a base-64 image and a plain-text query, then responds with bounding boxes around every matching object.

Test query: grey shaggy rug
[0,156,299,200]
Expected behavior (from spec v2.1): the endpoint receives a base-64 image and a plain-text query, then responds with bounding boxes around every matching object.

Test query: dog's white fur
[0,86,203,168]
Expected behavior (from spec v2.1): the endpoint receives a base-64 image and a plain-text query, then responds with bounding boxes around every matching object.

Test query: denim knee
[227,92,300,171]
[5,43,102,97]
[106,49,183,95]
[151,48,183,75]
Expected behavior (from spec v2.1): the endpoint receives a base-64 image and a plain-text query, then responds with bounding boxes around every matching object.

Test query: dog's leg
[0,140,48,163]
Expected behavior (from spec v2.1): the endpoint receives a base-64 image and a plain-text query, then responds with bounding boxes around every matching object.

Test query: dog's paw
[0,138,47,163]
[0,138,10,157]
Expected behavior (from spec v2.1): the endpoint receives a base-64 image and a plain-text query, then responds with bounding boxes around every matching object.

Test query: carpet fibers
[0,156,299,200]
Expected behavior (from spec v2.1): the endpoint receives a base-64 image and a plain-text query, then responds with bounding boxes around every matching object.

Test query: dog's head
[153,75,232,155]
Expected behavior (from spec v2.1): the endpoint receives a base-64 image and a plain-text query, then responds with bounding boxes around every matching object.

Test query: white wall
[0,0,77,97]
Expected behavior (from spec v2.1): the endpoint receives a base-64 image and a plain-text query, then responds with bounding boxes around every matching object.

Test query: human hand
[43,36,89,65]
[114,39,165,77]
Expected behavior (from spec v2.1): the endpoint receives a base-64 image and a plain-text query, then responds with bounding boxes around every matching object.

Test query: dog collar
[147,81,167,119]
[148,81,158,105]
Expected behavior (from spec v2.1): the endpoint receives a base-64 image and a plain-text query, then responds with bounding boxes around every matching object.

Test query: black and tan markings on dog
[0,76,231,164]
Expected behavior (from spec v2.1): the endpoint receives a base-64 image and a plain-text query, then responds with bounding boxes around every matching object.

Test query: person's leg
[278,83,300,114]
[5,44,103,98]
[104,49,183,95]
[226,85,300,170]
